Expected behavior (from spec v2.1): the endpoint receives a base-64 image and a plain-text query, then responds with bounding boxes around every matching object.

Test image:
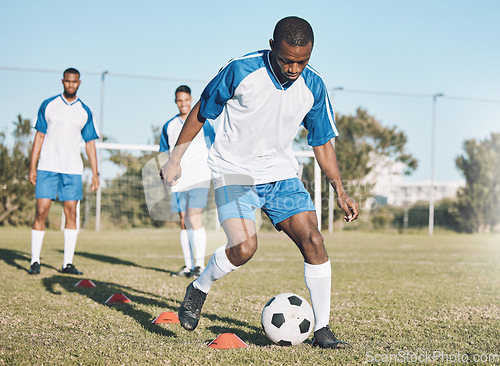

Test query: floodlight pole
[95,70,108,232]
[329,87,343,233]
[428,92,444,236]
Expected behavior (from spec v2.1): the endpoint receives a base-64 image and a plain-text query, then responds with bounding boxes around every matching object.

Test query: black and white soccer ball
[261,293,314,346]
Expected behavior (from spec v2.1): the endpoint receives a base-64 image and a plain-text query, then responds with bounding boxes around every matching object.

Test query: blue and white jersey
[199,50,338,186]
[159,115,215,192]
[34,94,99,175]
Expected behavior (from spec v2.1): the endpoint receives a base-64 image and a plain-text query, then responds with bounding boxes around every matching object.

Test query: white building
[363,152,464,207]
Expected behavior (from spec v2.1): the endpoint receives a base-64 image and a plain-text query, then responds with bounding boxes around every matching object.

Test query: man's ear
[269,39,275,51]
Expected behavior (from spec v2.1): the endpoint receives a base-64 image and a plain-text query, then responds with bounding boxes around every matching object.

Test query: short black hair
[273,16,314,48]
[63,68,80,78]
[175,85,191,96]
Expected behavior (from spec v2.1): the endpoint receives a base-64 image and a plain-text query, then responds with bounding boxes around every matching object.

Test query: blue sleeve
[159,122,170,152]
[302,70,338,146]
[34,97,56,133]
[203,121,216,148]
[199,59,251,120]
[80,102,99,142]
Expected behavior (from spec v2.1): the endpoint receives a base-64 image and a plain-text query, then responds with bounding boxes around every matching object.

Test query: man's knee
[227,237,258,266]
[309,230,324,248]
[301,229,328,264]
[35,205,50,220]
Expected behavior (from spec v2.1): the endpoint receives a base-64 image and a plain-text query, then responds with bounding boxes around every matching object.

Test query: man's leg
[62,200,80,272]
[278,211,348,349]
[171,192,193,277]
[30,198,52,273]
[179,217,257,330]
[185,207,206,274]
[175,212,194,276]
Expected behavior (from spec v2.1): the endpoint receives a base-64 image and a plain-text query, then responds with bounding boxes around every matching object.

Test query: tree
[335,108,418,180]
[295,108,418,227]
[0,115,35,225]
[455,133,500,233]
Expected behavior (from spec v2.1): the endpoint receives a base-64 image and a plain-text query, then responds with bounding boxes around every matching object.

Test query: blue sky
[1,0,499,182]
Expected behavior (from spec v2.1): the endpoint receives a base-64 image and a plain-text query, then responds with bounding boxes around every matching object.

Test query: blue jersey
[199,50,338,186]
[34,94,99,175]
[159,115,215,191]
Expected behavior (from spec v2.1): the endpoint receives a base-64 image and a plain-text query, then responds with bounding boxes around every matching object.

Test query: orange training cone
[105,293,131,304]
[74,279,96,288]
[152,312,180,324]
[208,333,248,349]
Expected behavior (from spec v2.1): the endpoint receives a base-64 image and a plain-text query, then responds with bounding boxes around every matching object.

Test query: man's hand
[160,158,182,186]
[28,167,37,186]
[337,192,359,222]
[91,174,100,192]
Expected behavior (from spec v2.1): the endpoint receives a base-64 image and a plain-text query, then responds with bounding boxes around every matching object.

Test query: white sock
[193,245,240,293]
[192,228,206,268]
[304,260,332,331]
[63,228,79,268]
[31,229,45,264]
[180,229,193,269]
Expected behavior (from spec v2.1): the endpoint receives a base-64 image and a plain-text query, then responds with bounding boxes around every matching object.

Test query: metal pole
[95,71,108,232]
[329,87,343,233]
[429,93,443,236]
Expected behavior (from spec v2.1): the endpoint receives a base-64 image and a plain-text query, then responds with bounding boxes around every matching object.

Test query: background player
[159,85,215,278]
[162,17,359,349]
[28,68,99,275]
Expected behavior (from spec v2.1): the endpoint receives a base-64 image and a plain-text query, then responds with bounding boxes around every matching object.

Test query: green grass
[0,227,499,365]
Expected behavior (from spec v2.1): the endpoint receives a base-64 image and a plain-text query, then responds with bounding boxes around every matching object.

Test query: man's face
[270,39,313,84]
[62,72,81,97]
[175,91,192,117]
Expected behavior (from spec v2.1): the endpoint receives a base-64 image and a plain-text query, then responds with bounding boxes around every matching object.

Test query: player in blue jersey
[159,85,215,278]
[28,68,100,275]
[161,17,359,349]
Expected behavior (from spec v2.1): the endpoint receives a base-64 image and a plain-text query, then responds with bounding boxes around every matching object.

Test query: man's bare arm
[312,140,359,222]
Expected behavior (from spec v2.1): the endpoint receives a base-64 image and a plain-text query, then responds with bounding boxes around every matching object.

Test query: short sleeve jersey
[34,94,99,175]
[199,50,338,186]
[159,115,215,192]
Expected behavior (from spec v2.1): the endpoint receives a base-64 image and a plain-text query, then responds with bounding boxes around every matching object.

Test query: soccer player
[28,68,99,275]
[159,85,215,278]
[161,17,359,349]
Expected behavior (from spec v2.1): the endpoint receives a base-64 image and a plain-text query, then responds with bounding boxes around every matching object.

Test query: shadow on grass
[42,275,178,337]
[0,248,58,274]
[58,250,173,275]
[41,274,270,345]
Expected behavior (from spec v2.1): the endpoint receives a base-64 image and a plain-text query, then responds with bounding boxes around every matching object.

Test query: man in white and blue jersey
[161,17,359,349]
[28,68,99,276]
[159,85,215,278]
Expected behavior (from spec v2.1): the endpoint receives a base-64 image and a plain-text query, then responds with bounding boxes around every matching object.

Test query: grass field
[1,227,499,365]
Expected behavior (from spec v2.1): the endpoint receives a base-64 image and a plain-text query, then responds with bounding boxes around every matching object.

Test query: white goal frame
[75,142,332,232]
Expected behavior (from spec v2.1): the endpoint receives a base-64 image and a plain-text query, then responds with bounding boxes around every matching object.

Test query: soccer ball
[261,293,314,346]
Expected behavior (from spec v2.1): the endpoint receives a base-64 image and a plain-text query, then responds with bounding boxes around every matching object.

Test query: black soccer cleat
[178,282,207,331]
[62,263,83,275]
[171,266,192,278]
[28,262,40,275]
[190,266,204,278]
[312,326,351,349]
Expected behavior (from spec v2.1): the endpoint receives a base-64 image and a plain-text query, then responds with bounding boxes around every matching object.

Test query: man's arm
[85,139,100,191]
[28,131,45,185]
[161,101,206,186]
[312,140,359,222]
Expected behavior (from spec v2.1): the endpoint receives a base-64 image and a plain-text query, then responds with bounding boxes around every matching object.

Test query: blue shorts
[35,170,83,201]
[215,178,315,228]
[171,188,209,213]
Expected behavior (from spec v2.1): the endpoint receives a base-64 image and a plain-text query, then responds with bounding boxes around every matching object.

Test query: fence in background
[2,66,499,233]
